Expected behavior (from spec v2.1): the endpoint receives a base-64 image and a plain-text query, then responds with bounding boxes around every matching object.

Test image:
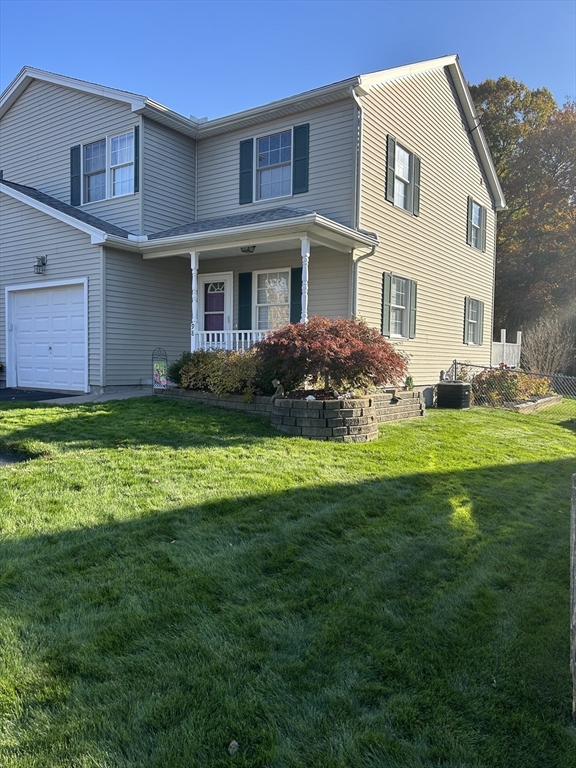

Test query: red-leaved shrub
[254,317,408,393]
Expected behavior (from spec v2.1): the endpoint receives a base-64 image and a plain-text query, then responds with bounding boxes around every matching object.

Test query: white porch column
[300,237,310,324]
[190,251,199,351]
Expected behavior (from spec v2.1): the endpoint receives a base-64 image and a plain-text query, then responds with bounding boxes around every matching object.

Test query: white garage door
[13,284,86,391]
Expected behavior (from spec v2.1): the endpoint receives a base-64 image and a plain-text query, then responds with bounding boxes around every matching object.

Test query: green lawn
[0,397,575,767]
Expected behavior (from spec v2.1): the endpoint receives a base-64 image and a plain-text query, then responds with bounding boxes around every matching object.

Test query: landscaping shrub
[180,349,259,401]
[254,317,409,393]
[472,365,552,405]
[167,351,194,387]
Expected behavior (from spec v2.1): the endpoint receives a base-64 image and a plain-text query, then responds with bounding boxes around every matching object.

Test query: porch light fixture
[240,245,256,254]
[34,255,48,274]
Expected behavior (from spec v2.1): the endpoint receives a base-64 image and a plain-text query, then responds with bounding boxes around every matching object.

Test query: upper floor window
[70,127,139,207]
[386,135,421,216]
[239,124,309,205]
[257,131,292,200]
[382,271,417,339]
[467,197,487,251]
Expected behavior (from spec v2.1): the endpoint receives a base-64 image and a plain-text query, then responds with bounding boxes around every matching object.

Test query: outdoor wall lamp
[34,255,48,274]
[240,245,256,254]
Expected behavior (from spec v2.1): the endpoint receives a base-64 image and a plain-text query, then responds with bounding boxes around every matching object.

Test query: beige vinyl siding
[104,250,190,385]
[198,247,350,327]
[0,79,141,233]
[142,118,196,234]
[0,194,102,386]
[197,101,356,226]
[357,66,496,384]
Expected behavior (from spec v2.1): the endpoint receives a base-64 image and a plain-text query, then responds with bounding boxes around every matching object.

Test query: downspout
[350,85,362,231]
[349,85,377,319]
[352,244,376,318]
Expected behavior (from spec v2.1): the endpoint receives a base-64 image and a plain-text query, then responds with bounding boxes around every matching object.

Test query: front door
[199,273,233,334]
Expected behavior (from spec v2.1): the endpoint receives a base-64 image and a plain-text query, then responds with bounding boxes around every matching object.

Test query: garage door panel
[12,284,86,391]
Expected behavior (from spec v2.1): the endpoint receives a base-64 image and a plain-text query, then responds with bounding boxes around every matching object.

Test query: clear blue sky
[0,0,574,118]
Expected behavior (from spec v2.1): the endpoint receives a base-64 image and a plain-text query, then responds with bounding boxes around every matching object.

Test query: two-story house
[0,55,505,397]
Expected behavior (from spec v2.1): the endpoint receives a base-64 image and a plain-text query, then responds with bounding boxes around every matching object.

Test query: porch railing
[193,330,268,352]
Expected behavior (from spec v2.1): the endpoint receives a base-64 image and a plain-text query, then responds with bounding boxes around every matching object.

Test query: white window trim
[465,297,481,345]
[470,200,483,251]
[390,274,412,339]
[252,268,291,331]
[254,127,294,203]
[394,143,415,214]
[81,131,135,205]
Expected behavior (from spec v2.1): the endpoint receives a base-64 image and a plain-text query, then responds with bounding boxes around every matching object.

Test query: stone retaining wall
[158,388,425,441]
[272,391,425,442]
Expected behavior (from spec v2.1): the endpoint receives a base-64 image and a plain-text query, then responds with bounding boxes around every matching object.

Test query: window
[382,272,417,339]
[257,130,292,200]
[464,297,484,345]
[71,127,139,206]
[255,270,290,330]
[239,124,309,205]
[467,197,487,251]
[84,139,106,202]
[386,135,421,216]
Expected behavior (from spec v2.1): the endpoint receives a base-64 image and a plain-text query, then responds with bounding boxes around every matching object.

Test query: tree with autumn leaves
[469,79,575,351]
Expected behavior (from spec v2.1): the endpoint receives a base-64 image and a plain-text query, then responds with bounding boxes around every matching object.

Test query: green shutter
[466,197,473,245]
[134,125,140,193]
[478,300,485,345]
[464,296,470,343]
[239,139,253,205]
[412,155,421,216]
[382,272,392,336]
[70,145,81,206]
[481,206,487,252]
[290,267,303,323]
[409,280,417,338]
[292,124,309,195]
[386,136,396,203]
[238,272,252,329]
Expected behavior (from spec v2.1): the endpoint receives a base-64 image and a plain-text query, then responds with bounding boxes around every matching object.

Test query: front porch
[139,206,378,353]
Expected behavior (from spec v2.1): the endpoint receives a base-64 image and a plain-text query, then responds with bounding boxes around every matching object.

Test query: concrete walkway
[0,387,153,405]
[43,388,153,405]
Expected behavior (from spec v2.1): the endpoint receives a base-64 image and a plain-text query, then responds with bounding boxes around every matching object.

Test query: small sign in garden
[152,348,168,390]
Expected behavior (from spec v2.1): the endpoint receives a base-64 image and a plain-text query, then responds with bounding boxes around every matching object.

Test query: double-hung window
[467,197,487,251]
[257,131,292,200]
[386,135,421,216]
[255,270,290,330]
[382,271,417,339]
[239,124,309,205]
[71,127,139,206]
[83,139,107,203]
[464,297,484,345]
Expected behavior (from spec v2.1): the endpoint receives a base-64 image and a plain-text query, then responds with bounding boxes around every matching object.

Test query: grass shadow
[1,458,575,767]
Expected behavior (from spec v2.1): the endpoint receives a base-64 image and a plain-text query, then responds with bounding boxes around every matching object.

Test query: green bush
[180,349,259,401]
[472,366,552,405]
[167,351,194,387]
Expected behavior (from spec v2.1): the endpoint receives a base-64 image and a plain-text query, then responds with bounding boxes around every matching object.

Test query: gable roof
[0,179,134,242]
[0,180,377,255]
[0,56,505,209]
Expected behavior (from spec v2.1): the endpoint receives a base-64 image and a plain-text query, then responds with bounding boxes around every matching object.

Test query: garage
[7,281,88,392]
